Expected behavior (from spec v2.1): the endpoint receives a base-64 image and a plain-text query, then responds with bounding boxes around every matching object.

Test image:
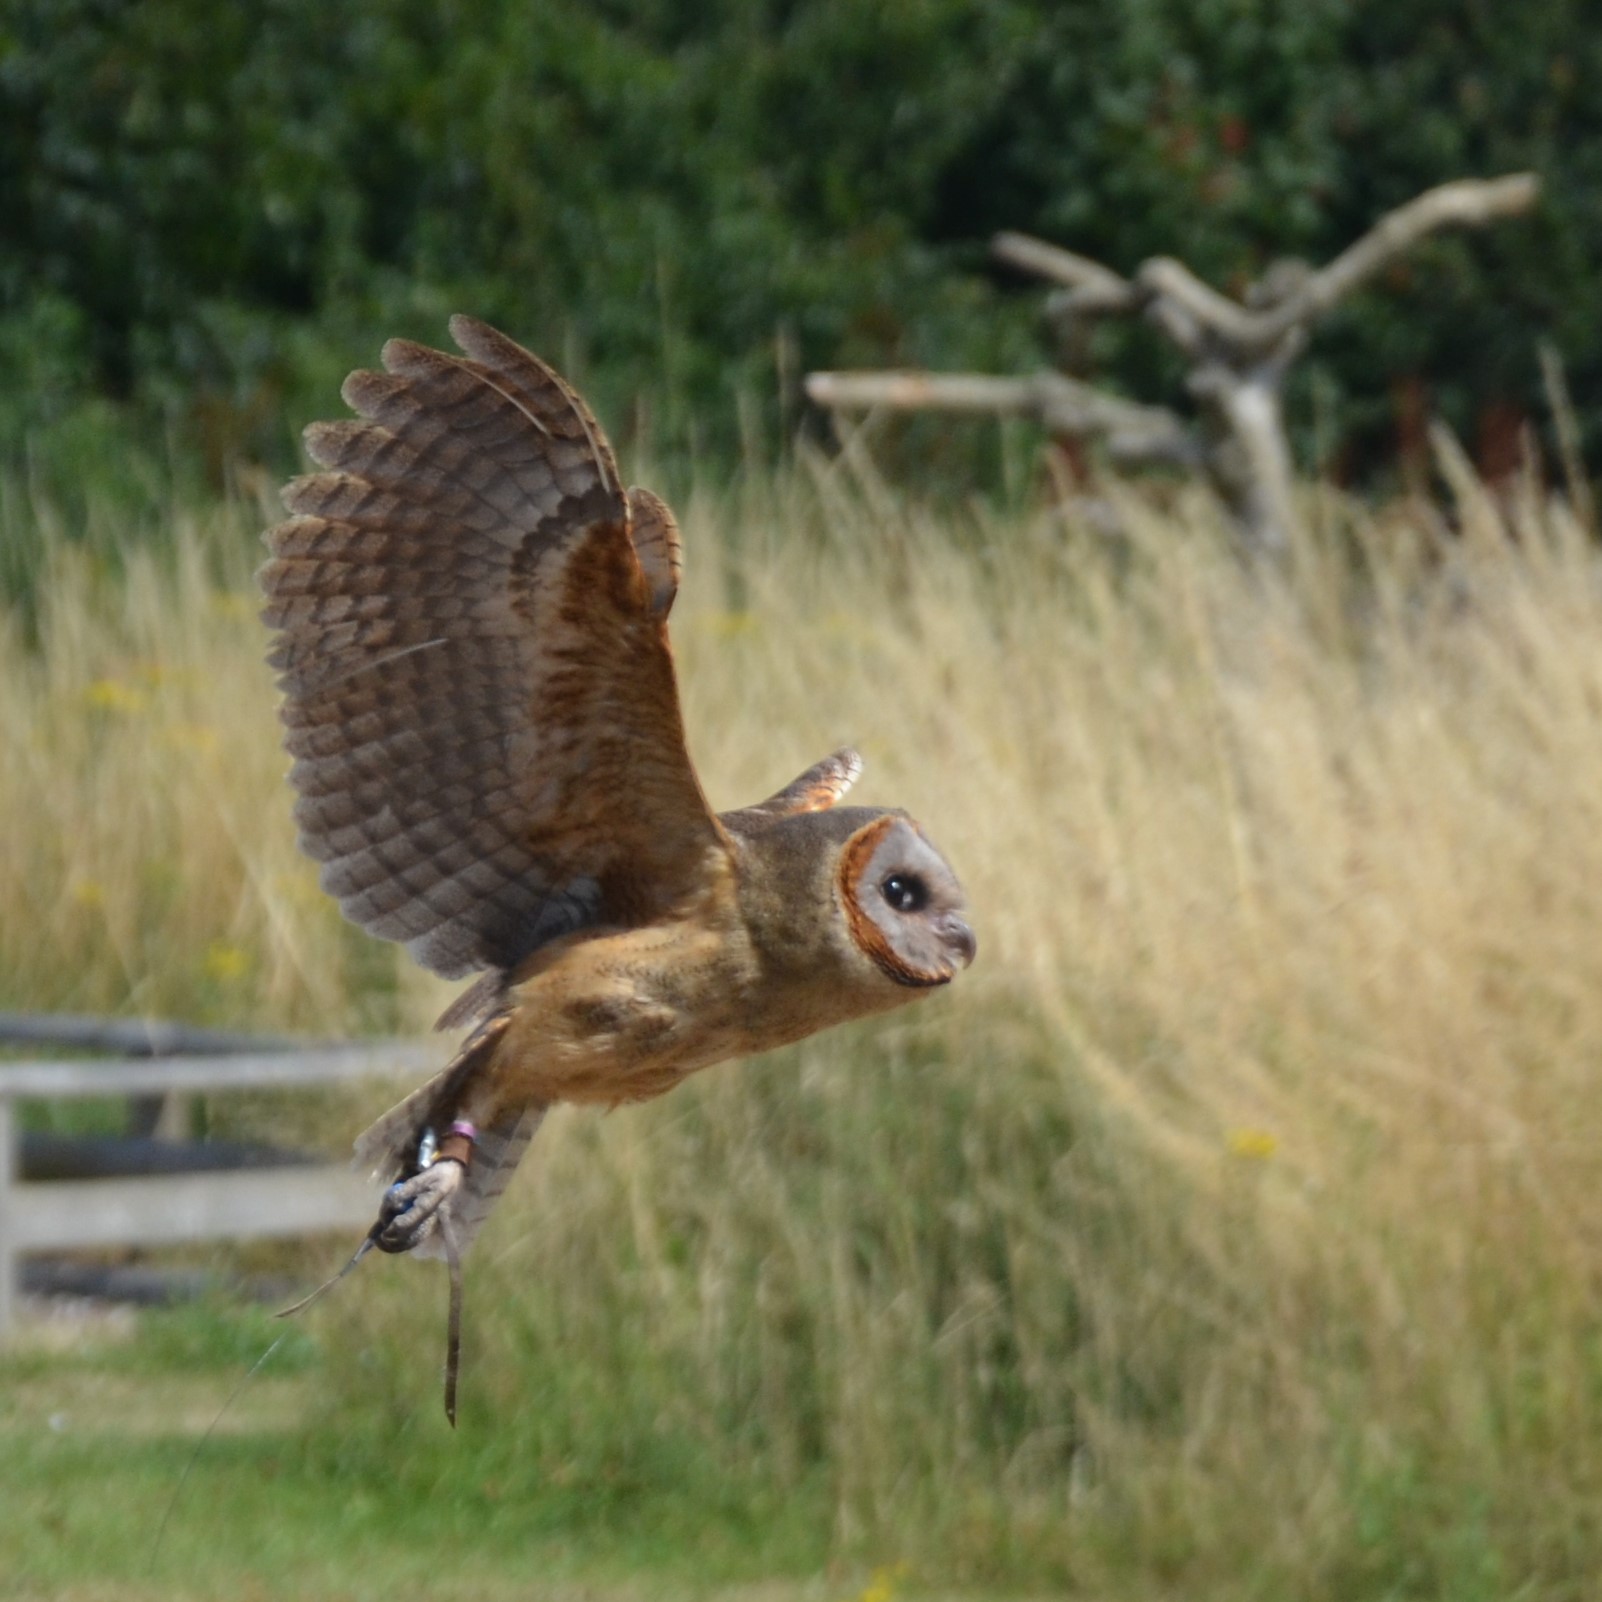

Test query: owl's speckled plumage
[260,319,974,1413]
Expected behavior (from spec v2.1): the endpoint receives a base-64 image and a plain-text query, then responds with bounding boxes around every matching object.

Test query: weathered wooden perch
[807,174,1540,553]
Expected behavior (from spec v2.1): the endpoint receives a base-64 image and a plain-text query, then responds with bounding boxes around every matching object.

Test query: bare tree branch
[1045,284,1146,322]
[1002,175,1539,360]
[1246,173,1540,350]
[1136,257,1263,346]
[991,231,1134,304]
[811,174,1541,556]
[804,370,1198,465]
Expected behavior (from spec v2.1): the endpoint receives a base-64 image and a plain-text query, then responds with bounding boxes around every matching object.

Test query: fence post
[0,1090,16,1339]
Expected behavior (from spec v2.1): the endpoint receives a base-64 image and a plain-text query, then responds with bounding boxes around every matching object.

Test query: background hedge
[3,0,1598,492]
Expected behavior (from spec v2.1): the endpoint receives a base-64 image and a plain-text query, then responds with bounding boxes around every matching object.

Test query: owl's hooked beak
[939,914,977,971]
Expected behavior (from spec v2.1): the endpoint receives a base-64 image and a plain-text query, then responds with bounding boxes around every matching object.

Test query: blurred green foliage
[2,0,1598,498]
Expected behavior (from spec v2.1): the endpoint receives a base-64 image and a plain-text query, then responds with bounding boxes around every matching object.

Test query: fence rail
[0,1018,434,1337]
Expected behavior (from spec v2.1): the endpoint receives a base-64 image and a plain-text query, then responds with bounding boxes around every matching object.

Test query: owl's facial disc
[840,815,975,987]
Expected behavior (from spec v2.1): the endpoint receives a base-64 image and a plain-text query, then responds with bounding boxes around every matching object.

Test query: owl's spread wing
[723,748,863,829]
[260,316,728,979]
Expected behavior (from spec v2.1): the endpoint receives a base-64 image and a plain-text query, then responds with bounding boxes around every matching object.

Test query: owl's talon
[373,1157,466,1254]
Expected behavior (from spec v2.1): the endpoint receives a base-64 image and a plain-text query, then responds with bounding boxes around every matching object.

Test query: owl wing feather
[260,315,728,980]
[723,747,863,829]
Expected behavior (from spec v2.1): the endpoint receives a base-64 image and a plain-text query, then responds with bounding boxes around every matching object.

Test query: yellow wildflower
[1227,1127,1279,1161]
[83,679,149,715]
[857,1562,909,1602]
[202,942,251,983]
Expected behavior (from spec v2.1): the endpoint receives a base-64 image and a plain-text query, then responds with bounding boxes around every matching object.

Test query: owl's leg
[372,1121,478,1254]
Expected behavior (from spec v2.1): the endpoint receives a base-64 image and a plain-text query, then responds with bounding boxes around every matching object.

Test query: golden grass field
[5,448,1602,1599]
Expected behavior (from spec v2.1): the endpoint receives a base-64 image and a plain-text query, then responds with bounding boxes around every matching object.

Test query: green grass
[8,450,1602,1599]
[1,1299,951,1602]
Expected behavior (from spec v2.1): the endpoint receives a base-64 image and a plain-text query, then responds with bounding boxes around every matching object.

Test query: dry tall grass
[5,458,1602,1598]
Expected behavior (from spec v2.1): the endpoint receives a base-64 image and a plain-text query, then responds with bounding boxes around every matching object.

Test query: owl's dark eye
[881,873,928,914]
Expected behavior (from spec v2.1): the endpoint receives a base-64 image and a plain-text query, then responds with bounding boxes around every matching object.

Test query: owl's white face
[837,814,975,988]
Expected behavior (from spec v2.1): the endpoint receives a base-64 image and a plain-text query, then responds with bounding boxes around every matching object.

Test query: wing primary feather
[447,314,618,488]
[277,635,448,696]
[260,317,729,982]
[724,747,864,827]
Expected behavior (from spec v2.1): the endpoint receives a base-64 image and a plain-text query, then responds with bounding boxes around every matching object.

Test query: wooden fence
[0,1015,434,1337]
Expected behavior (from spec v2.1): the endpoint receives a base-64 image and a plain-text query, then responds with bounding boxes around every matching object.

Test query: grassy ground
[6,448,1602,1599]
[2,1304,863,1602]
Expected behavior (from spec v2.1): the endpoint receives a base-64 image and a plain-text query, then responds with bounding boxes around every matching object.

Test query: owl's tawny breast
[472,893,910,1117]
[485,915,759,1108]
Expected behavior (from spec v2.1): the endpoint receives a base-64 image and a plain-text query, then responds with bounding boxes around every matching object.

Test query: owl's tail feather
[411,1103,546,1262]
[351,1010,546,1261]
[281,1016,544,1426]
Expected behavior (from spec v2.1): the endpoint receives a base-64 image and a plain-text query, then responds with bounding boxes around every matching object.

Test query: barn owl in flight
[259,318,975,1419]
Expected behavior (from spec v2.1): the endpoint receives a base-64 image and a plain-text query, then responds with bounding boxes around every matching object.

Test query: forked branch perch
[809,174,1541,553]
